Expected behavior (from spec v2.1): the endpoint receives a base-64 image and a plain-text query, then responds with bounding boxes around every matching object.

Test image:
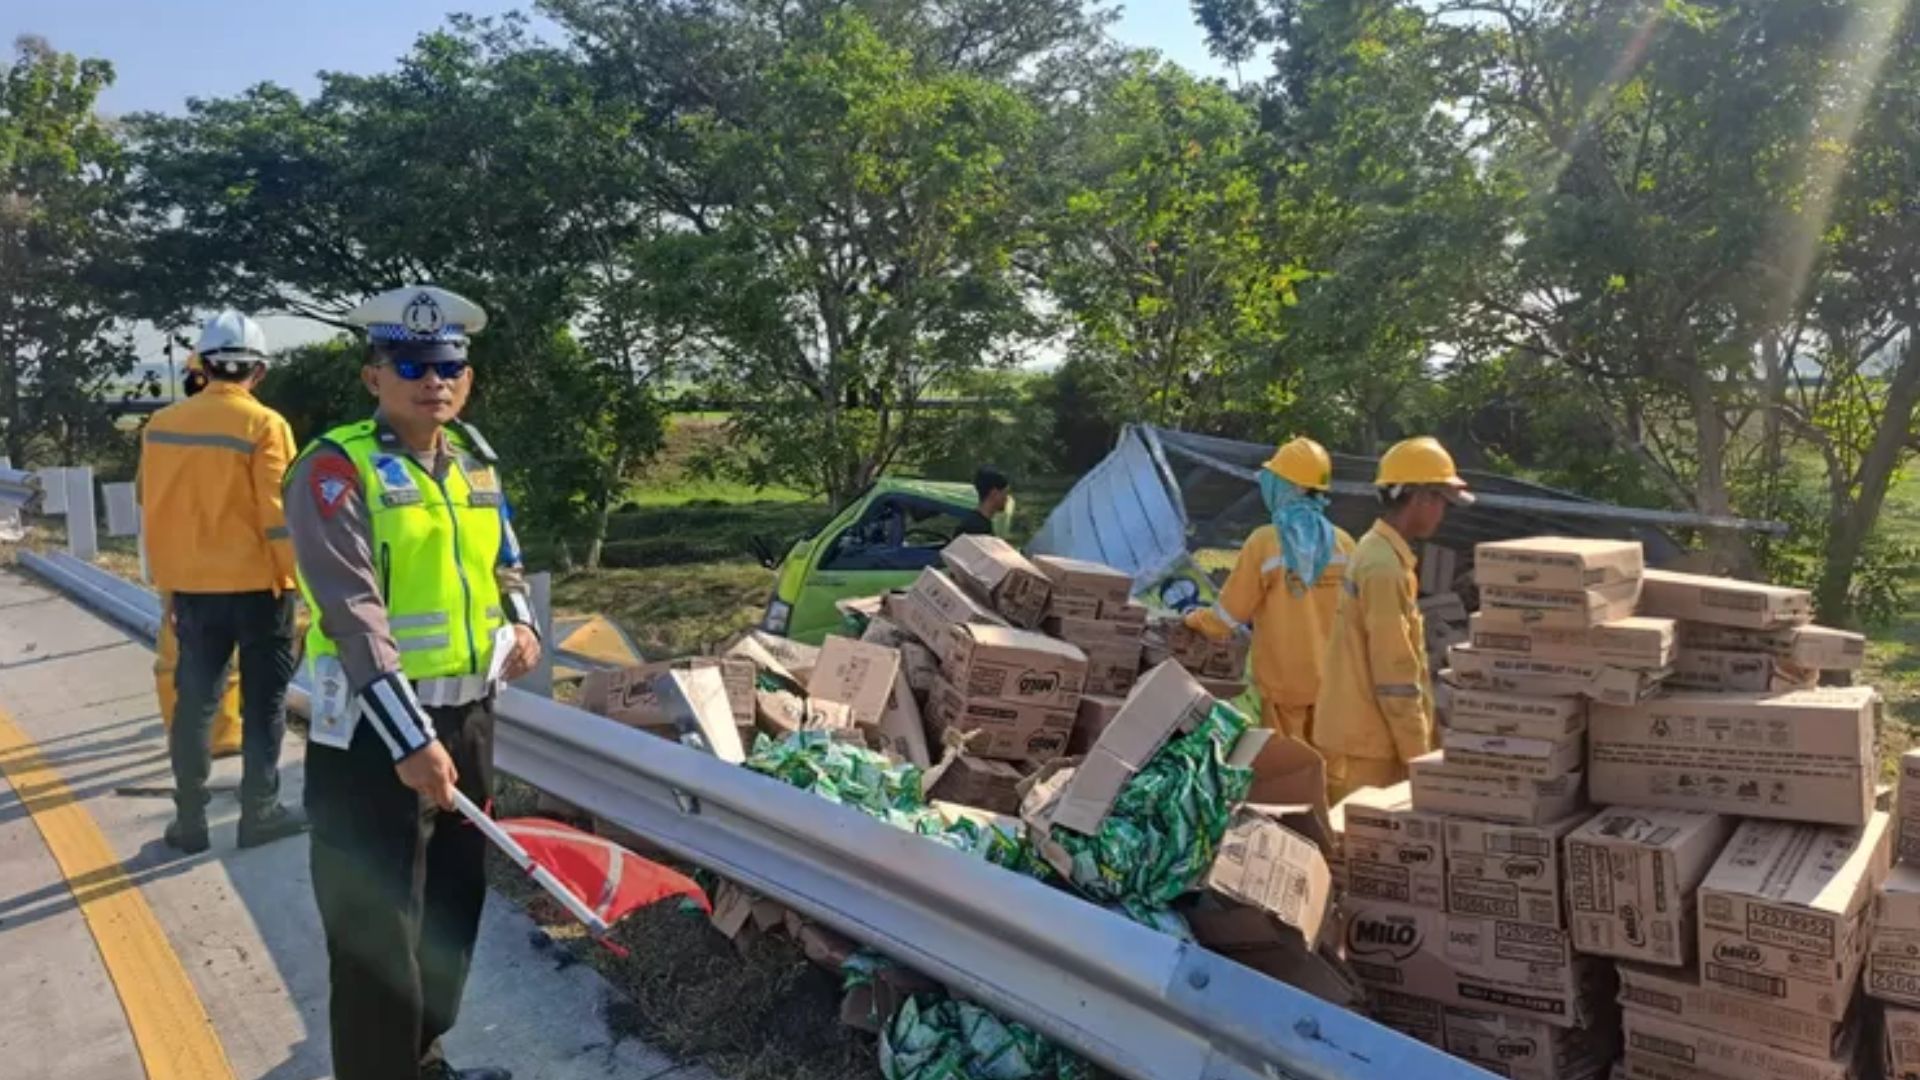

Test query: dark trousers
[170,590,296,822]
[307,700,494,1080]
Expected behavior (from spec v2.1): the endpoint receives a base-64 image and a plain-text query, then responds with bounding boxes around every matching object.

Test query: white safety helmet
[195,310,271,376]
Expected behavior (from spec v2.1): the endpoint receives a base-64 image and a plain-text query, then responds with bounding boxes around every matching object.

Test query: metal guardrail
[0,468,42,514]
[18,548,1480,1080]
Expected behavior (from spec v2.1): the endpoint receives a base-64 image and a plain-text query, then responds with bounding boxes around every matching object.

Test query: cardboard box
[1668,647,1816,693]
[1068,694,1125,755]
[1420,542,1461,596]
[1044,593,1102,620]
[1338,782,1447,910]
[1698,812,1892,1020]
[1440,728,1585,780]
[1206,806,1333,949]
[1623,1006,1853,1080]
[1868,862,1920,1008]
[1476,537,1644,591]
[1155,617,1253,679]
[1367,989,1444,1047]
[1421,591,1471,625]
[1184,897,1362,1007]
[1031,554,1133,607]
[582,657,754,734]
[1449,644,1666,706]
[873,671,931,768]
[926,754,1024,815]
[1902,750,1920,864]
[942,535,1052,628]
[1446,680,1588,741]
[892,568,1007,649]
[1045,615,1144,697]
[1444,1005,1619,1080]
[654,665,745,762]
[1889,1006,1920,1080]
[1409,751,1586,825]
[1640,569,1814,630]
[1588,688,1877,827]
[1244,735,1332,853]
[1046,662,1215,834]
[1103,600,1149,627]
[1677,623,1866,671]
[1566,807,1733,967]
[725,630,819,686]
[1469,614,1677,670]
[1617,962,1847,1059]
[1480,578,1644,628]
[862,616,942,694]
[1447,813,1591,928]
[941,623,1087,710]
[925,678,1076,762]
[1341,897,1612,1028]
[810,637,903,731]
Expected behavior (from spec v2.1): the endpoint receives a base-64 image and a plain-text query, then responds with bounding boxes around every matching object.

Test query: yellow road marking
[0,707,236,1080]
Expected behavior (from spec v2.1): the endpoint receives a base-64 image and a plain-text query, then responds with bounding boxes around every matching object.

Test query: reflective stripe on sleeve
[1210,602,1245,632]
[265,525,290,540]
[1375,683,1421,699]
[506,593,534,626]
[1260,554,1286,576]
[359,671,436,759]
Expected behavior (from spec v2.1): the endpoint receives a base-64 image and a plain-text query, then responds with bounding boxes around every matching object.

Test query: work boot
[164,817,210,855]
[421,1062,512,1080]
[236,803,309,849]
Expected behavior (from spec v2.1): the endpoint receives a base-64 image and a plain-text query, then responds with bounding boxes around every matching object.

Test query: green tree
[1045,59,1306,430]
[0,36,133,464]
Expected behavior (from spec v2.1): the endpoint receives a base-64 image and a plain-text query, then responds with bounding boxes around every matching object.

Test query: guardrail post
[103,482,139,537]
[66,467,98,560]
[514,571,555,696]
[39,466,69,515]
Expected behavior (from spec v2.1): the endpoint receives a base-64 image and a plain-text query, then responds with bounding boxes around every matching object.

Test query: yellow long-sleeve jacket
[138,381,297,594]
[1311,520,1434,764]
[1192,524,1355,710]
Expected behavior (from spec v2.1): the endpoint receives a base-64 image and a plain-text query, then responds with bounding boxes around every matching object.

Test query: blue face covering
[1260,470,1336,588]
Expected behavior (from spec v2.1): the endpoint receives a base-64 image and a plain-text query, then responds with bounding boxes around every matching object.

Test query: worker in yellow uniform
[153,353,244,759]
[1313,436,1472,801]
[1183,438,1354,741]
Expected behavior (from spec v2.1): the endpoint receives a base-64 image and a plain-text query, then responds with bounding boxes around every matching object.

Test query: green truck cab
[759,478,1010,644]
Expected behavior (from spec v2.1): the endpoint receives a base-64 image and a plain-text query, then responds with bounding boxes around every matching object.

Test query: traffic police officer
[285,285,541,1080]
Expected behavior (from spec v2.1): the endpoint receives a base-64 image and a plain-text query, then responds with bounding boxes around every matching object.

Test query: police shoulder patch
[309,455,360,519]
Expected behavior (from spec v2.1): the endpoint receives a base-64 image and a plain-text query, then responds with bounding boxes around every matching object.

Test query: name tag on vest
[371,455,423,507]
[464,463,502,507]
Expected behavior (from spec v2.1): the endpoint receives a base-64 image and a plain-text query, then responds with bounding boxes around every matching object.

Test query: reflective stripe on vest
[296,421,505,682]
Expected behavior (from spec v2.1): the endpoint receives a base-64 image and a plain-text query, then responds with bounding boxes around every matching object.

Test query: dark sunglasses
[383,359,469,381]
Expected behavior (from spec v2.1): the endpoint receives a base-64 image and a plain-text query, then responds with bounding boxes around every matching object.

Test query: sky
[10,1,1233,377]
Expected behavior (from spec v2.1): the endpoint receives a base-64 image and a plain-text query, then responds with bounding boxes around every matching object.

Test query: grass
[1859,465,1920,780]
[550,560,774,660]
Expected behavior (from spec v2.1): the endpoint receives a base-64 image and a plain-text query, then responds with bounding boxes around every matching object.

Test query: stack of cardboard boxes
[1033,554,1148,701]
[1867,752,1920,1079]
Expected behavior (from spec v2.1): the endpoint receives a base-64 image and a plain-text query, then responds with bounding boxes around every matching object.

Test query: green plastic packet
[881,994,1092,1080]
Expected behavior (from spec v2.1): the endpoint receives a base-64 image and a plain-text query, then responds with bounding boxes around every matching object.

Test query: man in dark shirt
[956,467,1011,537]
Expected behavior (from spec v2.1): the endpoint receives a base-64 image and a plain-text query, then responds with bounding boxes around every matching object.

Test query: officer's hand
[501,623,542,681]
[396,741,459,811]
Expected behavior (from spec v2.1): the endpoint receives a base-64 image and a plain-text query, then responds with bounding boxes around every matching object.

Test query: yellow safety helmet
[1264,437,1334,492]
[1376,436,1473,502]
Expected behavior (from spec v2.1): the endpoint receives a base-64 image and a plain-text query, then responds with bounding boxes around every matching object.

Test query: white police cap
[346,285,488,348]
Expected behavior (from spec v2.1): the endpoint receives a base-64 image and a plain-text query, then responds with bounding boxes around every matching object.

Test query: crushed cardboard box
[1341,896,1612,1029]
[1338,782,1447,910]
[1588,687,1877,827]
[925,754,1024,815]
[1639,569,1813,630]
[725,630,820,686]
[862,615,941,694]
[1447,812,1592,928]
[582,657,755,737]
[889,568,1007,651]
[1622,1004,1854,1080]
[1042,661,1215,835]
[1565,806,1733,967]
[1615,961,1848,1060]
[1677,623,1866,672]
[1068,694,1125,755]
[1474,537,1642,590]
[942,535,1053,628]
[1479,578,1643,628]
[1446,679,1588,741]
[1152,617,1253,680]
[1183,895,1363,1007]
[651,665,746,762]
[1205,805,1334,949]
[1409,750,1586,825]
[1440,728,1586,780]
[1868,861,1920,1008]
[926,677,1076,762]
[874,670,931,768]
[810,637,903,730]
[941,623,1088,710]
[1468,614,1677,670]
[1448,643,1667,706]
[1697,812,1891,1020]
